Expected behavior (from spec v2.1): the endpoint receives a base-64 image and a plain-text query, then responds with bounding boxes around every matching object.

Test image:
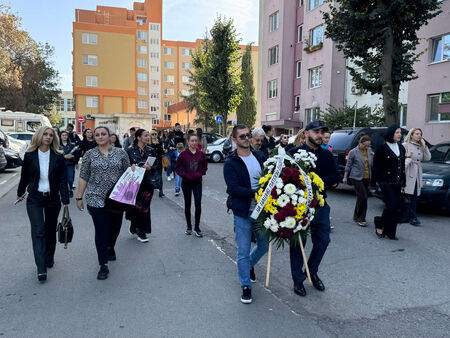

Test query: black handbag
[145,171,162,190]
[104,186,134,214]
[57,207,73,249]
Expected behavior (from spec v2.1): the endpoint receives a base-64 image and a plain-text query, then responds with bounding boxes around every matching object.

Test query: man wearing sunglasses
[223,125,269,304]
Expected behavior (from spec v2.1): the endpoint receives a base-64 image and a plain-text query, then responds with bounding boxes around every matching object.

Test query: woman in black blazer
[371,125,406,240]
[17,126,69,283]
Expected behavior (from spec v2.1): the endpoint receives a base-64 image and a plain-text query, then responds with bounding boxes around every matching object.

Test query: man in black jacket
[288,120,340,297]
[223,124,269,304]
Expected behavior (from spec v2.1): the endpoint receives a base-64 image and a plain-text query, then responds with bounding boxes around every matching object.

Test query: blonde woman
[402,128,431,226]
[285,129,305,152]
[17,126,69,283]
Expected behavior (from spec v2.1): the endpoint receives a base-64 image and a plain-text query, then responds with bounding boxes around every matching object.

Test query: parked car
[0,127,26,168]
[205,137,227,163]
[328,127,432,180]
[204,132,223,144]
[8,132,33,147]
[0,146,7,171]
[419,142,450,214]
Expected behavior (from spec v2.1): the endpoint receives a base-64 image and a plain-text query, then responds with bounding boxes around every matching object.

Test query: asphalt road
[0,162,449,337]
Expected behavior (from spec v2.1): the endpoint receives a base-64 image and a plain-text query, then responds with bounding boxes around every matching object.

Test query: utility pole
[353,101,358,129]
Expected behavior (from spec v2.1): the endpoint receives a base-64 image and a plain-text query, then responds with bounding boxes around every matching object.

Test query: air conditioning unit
[351,86,363,95]
[86,114,93,119]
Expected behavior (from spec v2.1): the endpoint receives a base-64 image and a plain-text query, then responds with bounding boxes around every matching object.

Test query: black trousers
[87,206,123,265]
[402,183,418,221]
[377,184,402,238]
[181,180,202,230]
[353,179,370,222]
[26,193,62,274]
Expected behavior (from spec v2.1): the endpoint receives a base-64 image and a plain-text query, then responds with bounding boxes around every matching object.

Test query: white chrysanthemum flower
[276,188,282,195]
[291,194,298,203]
[264,219,271,229]
[281,217,296,229]
[270,224,279,232]
[277,194,290,208]
[276,178,284,189]
[284,183,296,195]
[298,197,307,204]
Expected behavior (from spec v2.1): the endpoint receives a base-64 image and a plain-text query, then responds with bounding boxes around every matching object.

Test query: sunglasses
[238,133,252,140]
[150,133,157,136]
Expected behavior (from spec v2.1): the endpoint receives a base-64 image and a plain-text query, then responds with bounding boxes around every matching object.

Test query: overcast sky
[7,0,259,90]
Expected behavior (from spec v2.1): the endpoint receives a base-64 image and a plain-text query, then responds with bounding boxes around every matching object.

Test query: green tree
[323,0,441,125]
[321,104,385,131]
[236,44,256,128]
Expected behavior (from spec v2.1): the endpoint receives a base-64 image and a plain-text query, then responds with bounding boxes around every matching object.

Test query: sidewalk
[0,187,328,337]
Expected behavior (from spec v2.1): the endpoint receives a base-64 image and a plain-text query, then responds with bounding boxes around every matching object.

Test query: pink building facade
[407,0,450,144]
[258,0,346,135]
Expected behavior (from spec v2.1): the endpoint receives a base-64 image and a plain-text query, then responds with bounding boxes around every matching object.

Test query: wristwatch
[76,197,83,201]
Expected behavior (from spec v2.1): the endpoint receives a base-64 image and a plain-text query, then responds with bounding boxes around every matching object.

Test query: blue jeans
[166,152,175,177]
[175,173,181,192]
[66,165,75,191]
[234,214,269,289]
[289,204,331,285]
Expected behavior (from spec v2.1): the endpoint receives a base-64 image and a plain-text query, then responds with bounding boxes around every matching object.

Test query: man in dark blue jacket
[288,120,340,297]
[223,124,269,304]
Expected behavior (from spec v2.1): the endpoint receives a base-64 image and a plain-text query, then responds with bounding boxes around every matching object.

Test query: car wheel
[211,152,222,163]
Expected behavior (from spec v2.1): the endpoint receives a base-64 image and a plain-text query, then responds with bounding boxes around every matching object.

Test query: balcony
[303,41,323,54]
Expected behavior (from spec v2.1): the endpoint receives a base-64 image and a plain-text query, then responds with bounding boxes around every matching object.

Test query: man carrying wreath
[288,121,340,297]
[224,125,269,304]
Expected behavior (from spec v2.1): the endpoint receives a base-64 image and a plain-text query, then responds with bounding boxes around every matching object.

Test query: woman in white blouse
[17,126,69,283]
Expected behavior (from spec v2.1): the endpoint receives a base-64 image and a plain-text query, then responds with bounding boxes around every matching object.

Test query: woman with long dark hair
[110,133,122,148]
[371,125,406,240]
[196,127,208,152]
[149,130,165,197]
[76,126,130,280]
[126,129,159,242]
[60,130,79,198]
[80,128,96,157]
[164,131,176,181]
[17,126,69,282]
[261,125,275,158]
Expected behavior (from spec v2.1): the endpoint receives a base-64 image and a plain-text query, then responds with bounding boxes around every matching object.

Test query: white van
[0,111,52,133]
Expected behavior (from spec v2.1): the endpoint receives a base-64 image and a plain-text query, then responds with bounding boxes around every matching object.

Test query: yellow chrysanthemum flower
[295,203,307,220]
[259,174,272,186]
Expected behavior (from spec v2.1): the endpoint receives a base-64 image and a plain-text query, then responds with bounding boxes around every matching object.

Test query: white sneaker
[167,176,172,182]
[170,173,174,179]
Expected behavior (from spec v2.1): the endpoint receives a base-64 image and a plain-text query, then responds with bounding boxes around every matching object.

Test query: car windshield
[429,143,450,163]
[213,138,226,145]
[329,131,354,150]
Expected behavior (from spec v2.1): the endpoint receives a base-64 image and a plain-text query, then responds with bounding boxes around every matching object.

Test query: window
[267,79,278,99]
[164,101,174,108]
[150,24,159,31]
[151,79,159,85]
[137,73,147,82]
[136,17,146,25]
[82,54,97,66]
[268,45,279,66]
[182,48,191,56]
[182,76,191,83]
[297,25,303,43]
[138,45,147,54]
[150,106,159,112]
[164,47,174,55]
[428,92,450,122]
[180,89,191,96]
[309,66,322,88]
[149,66,159,72]
[299,0,304,6]
[67,98,75,111]
[138,100,148,109]
[56,99,65,111]
[309,0,324,11]
[82,33,97,45]
[305,108,320,123]
[150,93,159,99]
[296,61,302,78]
[149,38,159,45]
[164,61,174,69]
[149,52,159,58]
[138,87,147,95]
[137,31,147,42]
[431,34,450,63]
[182,62,191,69]
[164,114,172,121]
[86,76,98,87]
[86,96,98,108]
[137,59,147,68]
[152,118,160,125]
[269,11,279,32]
[310,25,324,46]
[266,112,277,121]
[294,95,301,109]
[1,120,13,126]
[164,75,175,83]
[164,88,175,96]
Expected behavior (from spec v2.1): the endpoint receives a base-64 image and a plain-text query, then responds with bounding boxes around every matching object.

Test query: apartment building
[258,0,346,135]
[55,91,76,129]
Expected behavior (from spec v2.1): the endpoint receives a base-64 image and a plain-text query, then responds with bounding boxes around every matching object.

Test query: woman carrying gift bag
[17,126,69,283]
[126,129,160,243]
[76,126,130,280]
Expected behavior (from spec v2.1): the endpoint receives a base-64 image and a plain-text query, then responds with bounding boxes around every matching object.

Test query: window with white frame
[137,31,147,42]
[152,118,159,125]
[138,87,147,95]
[149,52,159,58]
[86,76,98,87]
[137,59,147,68]
[309,66,322,88]
[309,25,324,46]
[266,112,277,121]
[294,96,301,110]
[297,25,303,43]
[137,73,147,82]
[164,101,174,108]
[150,106,158,112]
[138,45,147,54]
[431,34,450,63]
[268,45,279,66]
[164,61,174,69]
[305,107,320,123]
[82,33,97,45]
[182,62,191,69]
[151,79,159,85]
[136,17,146,25]
[138,100,148,109]
[182,75,191,83]
[182,48,191,56]
[149,24,159,31]
[296,61,302,78]
[164,114,172,121]
[86,96,98,108]
[309,0,324,11]
[82,54,97,66]
[150,93,159,99]
[164,75,175,83]
[149,66,159,72]
[428,92,450,122]
[267,79,278,99]
[269,11,279,32]
[149,38,159,45]
[164,88,175,96]
[399,105,408,127]
[164,47,174,55]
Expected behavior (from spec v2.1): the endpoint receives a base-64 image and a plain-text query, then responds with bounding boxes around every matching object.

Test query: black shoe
[375,229,384,239]
[293,282,306,297]
[410,218,421,226]
[400,217,410,224]
[69,190,74,198]
[311,274,325,291]
[37,273,47,283]
[128,224,136,237]
[97,265,109,280]
[240,286,252,304]
[185,229,192,235]
[250,268,256,283]
[137,232,149,243]
[46,261,54,268]
[107,247,116,261]
[193,229,203,238]
[159,192,165,198]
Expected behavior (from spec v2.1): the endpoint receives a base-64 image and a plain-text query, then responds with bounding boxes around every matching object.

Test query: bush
[321,105,385,131]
